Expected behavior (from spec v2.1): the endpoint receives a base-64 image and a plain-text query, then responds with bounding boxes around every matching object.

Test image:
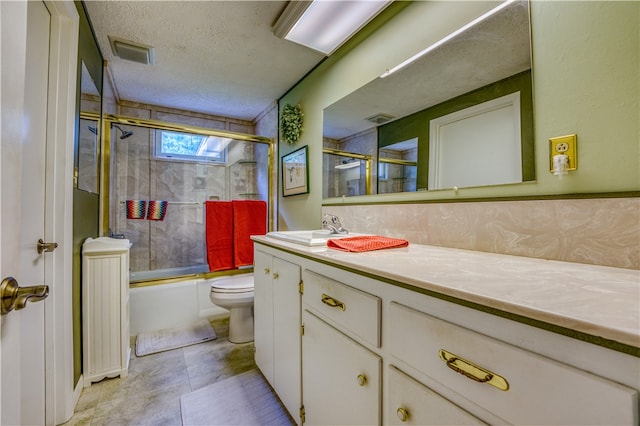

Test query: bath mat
[135,319,217,357]
[180,369,293,425]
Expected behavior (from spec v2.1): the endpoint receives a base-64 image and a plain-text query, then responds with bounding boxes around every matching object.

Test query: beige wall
[280,1,639,268]
[324,197,639,270]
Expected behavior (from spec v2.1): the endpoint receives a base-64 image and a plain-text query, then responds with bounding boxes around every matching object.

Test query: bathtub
[129,277,228,335]
[129,264,209,283]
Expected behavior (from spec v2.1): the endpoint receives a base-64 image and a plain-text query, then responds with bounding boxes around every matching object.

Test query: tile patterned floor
[64,318,257,426]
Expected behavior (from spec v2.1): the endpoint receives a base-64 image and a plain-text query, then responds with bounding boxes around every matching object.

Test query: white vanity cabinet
[253,248,302,423]
[302,270,382,425]
[302,311,381,425]
[388,301,639,425]
[252,238,639,426]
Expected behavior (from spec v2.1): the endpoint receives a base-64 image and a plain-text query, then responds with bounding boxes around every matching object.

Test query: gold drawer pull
[439,349,509,391]
[396,407,409,422]
[321,293,346,311]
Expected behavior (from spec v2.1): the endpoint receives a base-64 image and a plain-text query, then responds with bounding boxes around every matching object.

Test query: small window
[154,130,229,163]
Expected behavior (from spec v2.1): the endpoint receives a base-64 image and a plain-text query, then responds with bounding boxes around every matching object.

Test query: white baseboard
[72,375,83,409]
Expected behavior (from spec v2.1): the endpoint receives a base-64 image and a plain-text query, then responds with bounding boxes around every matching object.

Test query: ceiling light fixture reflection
[380,0,516,78]
[335,160,360,170]
[274,0,391,55]
[197,136,233,156]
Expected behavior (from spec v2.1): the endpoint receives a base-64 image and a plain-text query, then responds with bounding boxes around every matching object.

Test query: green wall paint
[378,71,535,189]
[279,1,639,221]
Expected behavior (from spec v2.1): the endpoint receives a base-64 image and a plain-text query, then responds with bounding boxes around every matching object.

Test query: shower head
[112,124,134,139]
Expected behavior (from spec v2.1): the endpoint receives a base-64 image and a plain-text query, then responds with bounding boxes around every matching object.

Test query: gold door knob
[396,407,409,422]
[356,374,367,387]
[1,276,49,314]
[263,268,270,274]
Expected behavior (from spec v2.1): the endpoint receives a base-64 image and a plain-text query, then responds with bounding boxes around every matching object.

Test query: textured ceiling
[323,0,532,139]
[84,1,325,121]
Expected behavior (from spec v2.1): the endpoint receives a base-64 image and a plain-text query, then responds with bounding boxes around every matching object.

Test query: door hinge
[299,280,304,294]
[301,323,304,336]
[300,405,305,424]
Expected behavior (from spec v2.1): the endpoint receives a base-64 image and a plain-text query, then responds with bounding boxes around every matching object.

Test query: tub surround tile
[111,102,264,276]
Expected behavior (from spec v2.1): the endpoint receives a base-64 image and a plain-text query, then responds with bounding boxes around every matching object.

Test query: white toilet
[209,273,254,343]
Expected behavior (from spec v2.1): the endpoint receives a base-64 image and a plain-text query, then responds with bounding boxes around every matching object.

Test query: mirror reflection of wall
[322,0,532,198]
[322,150,371,198]
[378,138,418,193]
[78,117,99,193]
[78,61,101,193]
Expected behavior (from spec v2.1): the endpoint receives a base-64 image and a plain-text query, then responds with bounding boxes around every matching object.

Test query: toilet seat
[209,273,255,343]
[210,285,253,294]
[210,275,254,294]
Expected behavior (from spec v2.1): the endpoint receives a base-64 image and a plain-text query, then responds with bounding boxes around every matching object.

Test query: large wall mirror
[323,0,533,198]
[78,61,101,194]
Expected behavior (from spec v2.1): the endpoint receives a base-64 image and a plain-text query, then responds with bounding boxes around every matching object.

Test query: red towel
[232,200,267,267]
[327,235,409,252]
[205,201,234,272]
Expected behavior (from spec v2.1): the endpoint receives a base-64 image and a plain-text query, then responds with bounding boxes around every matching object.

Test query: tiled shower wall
[324,197,639,270]
[110,101,270,274]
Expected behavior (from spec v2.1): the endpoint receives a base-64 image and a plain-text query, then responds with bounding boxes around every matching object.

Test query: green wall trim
[255,240,639,358]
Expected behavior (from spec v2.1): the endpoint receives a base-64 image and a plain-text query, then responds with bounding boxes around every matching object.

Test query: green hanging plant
[280,103,304,145]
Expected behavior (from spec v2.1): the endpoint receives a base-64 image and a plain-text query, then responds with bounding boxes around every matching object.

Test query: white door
[1,1,52,424]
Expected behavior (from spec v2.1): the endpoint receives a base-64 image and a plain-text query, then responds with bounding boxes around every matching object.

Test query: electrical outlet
[549,134,577,172]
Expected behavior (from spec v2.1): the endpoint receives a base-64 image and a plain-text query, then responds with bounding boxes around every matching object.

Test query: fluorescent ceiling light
[380,0,516,78]
[274,0,391,55]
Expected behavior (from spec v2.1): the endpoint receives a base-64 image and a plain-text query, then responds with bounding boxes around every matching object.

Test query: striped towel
[147,200,168,221]
[126,200,147,219]
[327,235,409,252]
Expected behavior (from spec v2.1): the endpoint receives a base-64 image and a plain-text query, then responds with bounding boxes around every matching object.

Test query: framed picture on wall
[282,145,309,197]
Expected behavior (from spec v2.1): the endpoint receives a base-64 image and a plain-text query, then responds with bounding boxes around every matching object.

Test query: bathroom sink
[267,230,363,246]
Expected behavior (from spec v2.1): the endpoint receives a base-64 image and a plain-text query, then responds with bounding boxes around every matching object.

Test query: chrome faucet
[322,214,348,234]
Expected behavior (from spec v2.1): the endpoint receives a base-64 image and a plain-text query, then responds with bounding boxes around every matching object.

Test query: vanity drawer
[303,270,381,347]
[388,301,638,425]
[387,365,485,425]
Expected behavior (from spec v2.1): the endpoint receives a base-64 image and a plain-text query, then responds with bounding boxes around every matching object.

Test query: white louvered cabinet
[82,237,131,387]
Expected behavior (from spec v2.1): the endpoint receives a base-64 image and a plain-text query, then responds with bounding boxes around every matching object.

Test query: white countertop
[252,235,640,350]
